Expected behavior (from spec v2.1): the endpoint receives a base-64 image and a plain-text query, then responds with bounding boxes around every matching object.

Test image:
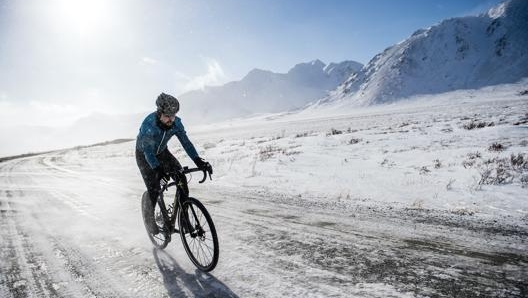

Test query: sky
[0,0,503,127]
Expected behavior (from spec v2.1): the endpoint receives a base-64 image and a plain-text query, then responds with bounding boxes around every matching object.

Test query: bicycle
[141,166,219,272]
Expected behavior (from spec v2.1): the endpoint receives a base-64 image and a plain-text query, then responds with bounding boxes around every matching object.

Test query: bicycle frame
[143,165,219,271]
[157,167,208,236]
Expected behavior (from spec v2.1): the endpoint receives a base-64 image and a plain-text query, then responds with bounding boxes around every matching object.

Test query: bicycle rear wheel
[141,191,170,249]
[178,197,219,272]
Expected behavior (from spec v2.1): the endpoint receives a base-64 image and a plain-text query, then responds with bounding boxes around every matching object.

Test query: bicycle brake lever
[198,169,213,183]
[199,169,207,184]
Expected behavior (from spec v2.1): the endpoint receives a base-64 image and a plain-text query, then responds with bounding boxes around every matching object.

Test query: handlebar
[181,166,212,184]
[160,166,212,192]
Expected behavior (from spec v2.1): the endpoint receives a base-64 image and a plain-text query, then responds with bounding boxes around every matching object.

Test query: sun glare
[51,0,111,40]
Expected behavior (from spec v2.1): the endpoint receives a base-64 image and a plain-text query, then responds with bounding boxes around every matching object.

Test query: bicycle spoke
[200,245,211,261]
[195,240,204,265]
[196,237,213,265]
[188,234,211,266]
[201,241,214,253]
[190,238,201,264]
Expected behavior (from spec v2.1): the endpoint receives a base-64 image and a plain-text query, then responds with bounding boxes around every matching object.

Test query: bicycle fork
[181,199,205,239]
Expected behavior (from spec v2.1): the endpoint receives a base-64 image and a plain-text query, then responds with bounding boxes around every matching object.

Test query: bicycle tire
[178,197,219,272]
[141,191,170,249]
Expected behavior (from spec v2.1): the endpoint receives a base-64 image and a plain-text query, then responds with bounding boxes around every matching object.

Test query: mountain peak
[243,68,275,81]
[288,59,326,74]
[321,0,528,107]
[310,59,325,67]
[488,0,528,19]
[324,61,363,76]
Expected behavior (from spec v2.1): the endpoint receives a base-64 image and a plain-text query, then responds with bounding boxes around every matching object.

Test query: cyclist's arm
[139,131,161,169]
[174,118,199,160]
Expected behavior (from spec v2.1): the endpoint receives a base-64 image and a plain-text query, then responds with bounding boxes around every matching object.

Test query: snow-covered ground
[196,82,528,218]
[1,84,527,297]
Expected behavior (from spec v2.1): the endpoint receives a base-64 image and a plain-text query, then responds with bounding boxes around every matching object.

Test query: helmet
[156,93,179,116]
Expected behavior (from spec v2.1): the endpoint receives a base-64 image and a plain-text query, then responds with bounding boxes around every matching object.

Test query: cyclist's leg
[156,149,182,178]
[157,149,189,197]
[156,149,195,232]
[136,150,161,202]
[136,150,161,234]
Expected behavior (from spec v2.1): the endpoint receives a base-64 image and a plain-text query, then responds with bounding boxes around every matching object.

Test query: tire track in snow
[0,162,60,298]
[38,154,131,193]
[1,155,176,297]
[0,158,126,297]
[194,187,528,297]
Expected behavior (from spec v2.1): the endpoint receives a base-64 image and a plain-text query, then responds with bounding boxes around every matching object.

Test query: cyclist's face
[160,113,176,126]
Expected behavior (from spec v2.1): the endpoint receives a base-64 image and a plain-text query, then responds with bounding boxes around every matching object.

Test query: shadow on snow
[153,248,238,298]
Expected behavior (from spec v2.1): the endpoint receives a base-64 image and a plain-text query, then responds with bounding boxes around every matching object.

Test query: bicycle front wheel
[178,197,219,272]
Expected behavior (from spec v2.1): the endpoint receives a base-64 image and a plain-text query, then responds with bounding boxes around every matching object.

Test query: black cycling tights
[136,148,182,204]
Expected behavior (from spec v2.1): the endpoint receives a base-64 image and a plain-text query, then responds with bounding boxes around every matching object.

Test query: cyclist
[136,92,212,234]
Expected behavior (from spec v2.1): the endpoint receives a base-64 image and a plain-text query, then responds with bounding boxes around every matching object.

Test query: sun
[50,0,111,40]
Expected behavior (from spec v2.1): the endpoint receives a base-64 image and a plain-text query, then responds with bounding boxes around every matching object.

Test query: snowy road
[1,149,527,297]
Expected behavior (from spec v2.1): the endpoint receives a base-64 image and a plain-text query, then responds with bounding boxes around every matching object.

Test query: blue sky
[0,0,502,126]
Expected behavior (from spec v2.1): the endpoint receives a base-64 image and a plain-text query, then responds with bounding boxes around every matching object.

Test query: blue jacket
[136,112,199,169]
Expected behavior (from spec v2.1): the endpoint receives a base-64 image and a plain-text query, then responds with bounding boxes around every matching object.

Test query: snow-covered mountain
[321,0,528,106]
[178,60,362,123]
